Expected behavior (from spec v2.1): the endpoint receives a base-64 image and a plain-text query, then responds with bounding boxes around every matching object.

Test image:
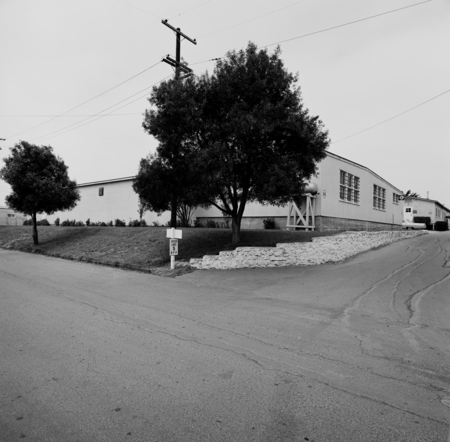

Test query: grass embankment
[0,226,337,275]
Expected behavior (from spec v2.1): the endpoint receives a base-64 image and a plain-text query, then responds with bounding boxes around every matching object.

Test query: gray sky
[1,0,449,207]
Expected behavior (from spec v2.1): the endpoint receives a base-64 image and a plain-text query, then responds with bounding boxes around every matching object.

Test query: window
[405,208,411,213]
[340,170,360,204]
[99,187,104,196]
[7,213,15,218]
[393,193,401,204]
[373,185,386,210]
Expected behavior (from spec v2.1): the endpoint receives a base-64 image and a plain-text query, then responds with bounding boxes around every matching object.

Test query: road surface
[1,232,449,441]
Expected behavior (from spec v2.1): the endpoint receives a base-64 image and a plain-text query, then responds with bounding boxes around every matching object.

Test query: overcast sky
[1,0,449,208]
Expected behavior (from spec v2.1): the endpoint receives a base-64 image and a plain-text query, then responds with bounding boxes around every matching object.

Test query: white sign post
[166,228,182,269]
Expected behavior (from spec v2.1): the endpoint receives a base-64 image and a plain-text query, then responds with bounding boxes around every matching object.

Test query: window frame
[373,184,386,211]
[339,170,360,205]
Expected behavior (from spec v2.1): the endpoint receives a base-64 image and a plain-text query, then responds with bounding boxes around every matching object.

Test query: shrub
[107,220,113,227]
[54,217,60,226]
[86,218,90,226]
[100,222,107,227]
[128,219,140,227]
[152,221,160,227]
[263,218,276,229]
[115,219,126,227]
[434,221,449,231]
[37,219,50,226]
[75,221,85,227]
[193,218,203,228]
[206,219,217,228]
[61,219,71,226]
[23,219,31,226]
[139,219,147,227]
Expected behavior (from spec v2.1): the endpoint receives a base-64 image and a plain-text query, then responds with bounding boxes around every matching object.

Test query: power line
[264,0,432,48]
[29,74,174,143]
[192,1,433,68]
[115,0,162,19]
[168,0,214,20]
[5,61,162,140]
[0,113,141,118]
[331,88,450,145]
[199,0,309,38]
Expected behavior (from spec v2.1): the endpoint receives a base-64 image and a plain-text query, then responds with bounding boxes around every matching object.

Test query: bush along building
[403,196,450,230]
[45,152,406,232]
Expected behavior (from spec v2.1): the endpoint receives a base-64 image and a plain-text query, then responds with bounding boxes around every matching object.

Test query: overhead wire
[5,61,162,140]
[264,0,432,48]
[29,74,174,143]
[191,1,433,67]
[199,0,309,38]
[331,88,450,145]
[115,0,162,19]
[168,0,214,20]
[0,113,140,118]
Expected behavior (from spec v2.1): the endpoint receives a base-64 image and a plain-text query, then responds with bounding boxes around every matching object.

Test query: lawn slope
[0,226,336,273]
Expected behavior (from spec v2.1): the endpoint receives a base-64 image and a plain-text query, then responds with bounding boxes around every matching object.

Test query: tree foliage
[133,153,208,227]
[404,190,420,198]
[0,141,80,244]
[140,42,329,243]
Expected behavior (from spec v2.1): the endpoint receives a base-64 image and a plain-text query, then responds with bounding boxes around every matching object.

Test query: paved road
[1,232,449,442]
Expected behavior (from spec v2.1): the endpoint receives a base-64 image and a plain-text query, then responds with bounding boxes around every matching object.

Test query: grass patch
[0,226,337,274]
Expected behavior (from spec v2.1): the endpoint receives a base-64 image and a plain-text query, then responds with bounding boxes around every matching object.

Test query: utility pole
[161,20,196,228]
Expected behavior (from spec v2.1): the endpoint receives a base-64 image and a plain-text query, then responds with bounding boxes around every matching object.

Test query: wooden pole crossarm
[161,20,197,45]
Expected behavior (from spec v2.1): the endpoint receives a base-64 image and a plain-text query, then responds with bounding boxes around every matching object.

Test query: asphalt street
[1,232,449,442]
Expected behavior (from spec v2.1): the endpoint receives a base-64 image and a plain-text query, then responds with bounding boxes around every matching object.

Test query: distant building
[46,176,171,226]
[0,207,26,226]
[46,152,405,232]
[403,196,450,227]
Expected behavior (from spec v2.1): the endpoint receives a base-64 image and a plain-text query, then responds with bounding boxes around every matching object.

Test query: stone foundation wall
[196,215,401,232]
[315,216,402,232]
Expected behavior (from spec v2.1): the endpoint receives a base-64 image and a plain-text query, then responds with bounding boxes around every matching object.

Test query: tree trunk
[231,215,242,244]
[171,194,177,228]
[32,212,39,245]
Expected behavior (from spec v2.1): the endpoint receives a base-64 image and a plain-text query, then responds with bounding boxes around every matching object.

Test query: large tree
[197,42,329,243]
[141,42,329,243]
[0,141,80,245]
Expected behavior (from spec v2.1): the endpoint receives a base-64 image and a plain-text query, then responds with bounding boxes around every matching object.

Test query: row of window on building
[340,170,401,211]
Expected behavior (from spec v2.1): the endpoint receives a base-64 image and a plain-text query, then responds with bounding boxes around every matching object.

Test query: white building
[0,207,26,226]
[403,196,450,227]
[46,152,405,231]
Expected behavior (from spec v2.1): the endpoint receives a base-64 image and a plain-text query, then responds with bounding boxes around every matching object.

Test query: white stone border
[189,230,428,270]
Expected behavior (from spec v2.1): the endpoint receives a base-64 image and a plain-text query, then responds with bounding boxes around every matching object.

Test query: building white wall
[46,178,171,225]
[403,198,450,224]
[43,152,406,230]
[0,207,26,226]
[316,153,403,226]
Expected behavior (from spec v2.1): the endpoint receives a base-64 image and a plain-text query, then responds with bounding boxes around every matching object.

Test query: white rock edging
[189,230,427,270]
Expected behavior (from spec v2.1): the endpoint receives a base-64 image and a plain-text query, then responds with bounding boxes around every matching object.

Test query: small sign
[169,239,178,256]
[166,228,182,239]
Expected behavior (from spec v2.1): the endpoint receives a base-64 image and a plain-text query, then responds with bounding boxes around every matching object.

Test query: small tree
[142,76,206,227]
[133,153,208,227]
[0,141,80,245]
[404,190,420,198]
